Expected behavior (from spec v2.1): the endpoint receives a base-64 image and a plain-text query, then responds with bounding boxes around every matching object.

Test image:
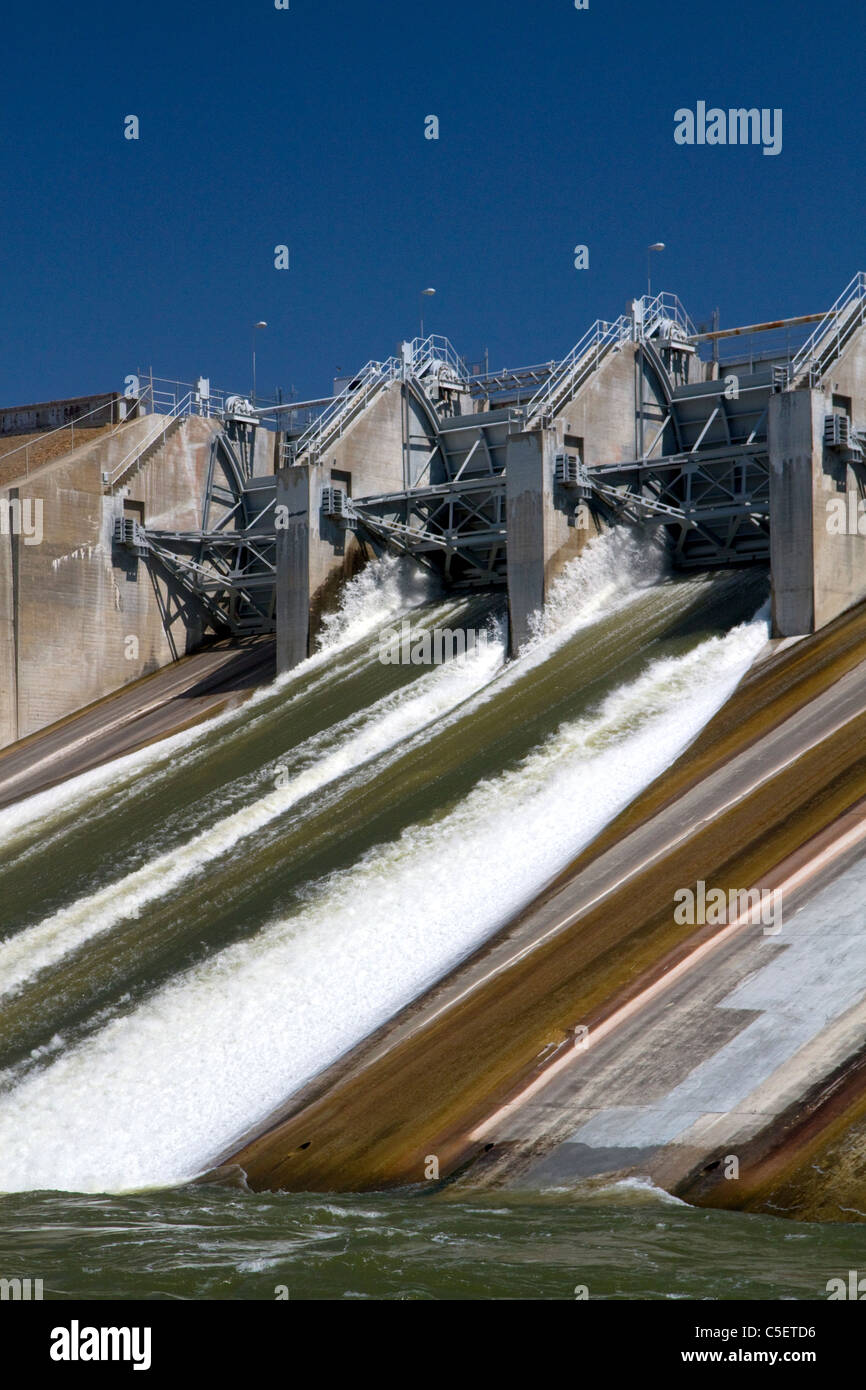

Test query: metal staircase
[281,356,402,468]
[279,335,469,470]
[524,315,633,428]
[104,394,195,491]
[789,272,866,387]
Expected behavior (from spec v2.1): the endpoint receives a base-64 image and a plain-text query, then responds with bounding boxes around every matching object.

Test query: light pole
[420,288,436,340]
[252,321,267,404]
[647,244,665,300]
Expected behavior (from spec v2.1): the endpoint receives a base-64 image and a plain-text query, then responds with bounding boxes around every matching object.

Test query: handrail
[789,272,866,385]
[135,373,285,418]
[404,334,469,381]
[525,315,633,425]
[0,395,132,479]
[281,334,472,468]
[639,291,697,341]
[104,392,195,489]
[282,355,402,466]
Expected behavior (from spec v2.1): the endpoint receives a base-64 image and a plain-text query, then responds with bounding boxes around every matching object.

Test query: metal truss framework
[115,275,866,633]
[589,444,771,567]
[140,429,277,637]
[348,393,516,587]
[352,473,508,587]
[587,337,775,566]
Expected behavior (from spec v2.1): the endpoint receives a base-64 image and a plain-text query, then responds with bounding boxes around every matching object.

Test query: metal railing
[525,315,633,426]
[104,392,195,490]
[404,334,469,382]
[696,325,812,373]
[789,272,866,386]
[133,374,287,421]
[0,396,131,480]
[281,334,474,467]
[638,291,697,341]
[281,355,402,467]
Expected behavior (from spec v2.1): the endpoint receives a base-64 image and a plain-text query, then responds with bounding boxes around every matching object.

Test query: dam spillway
[9,0,866,1326]
[0,542,768,1193]
[4,275,866,1233]
[220,586,866,1214]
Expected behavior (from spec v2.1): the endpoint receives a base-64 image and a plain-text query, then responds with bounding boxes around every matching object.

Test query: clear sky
[2,0,863,406]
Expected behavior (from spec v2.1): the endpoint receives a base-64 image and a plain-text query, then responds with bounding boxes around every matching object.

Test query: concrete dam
[4,276,866,1221]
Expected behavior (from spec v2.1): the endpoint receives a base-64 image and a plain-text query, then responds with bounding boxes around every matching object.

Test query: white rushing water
[0,554,436,855]
[0,619,505,997]
[0,531,653,989]
[0,537,768,1192]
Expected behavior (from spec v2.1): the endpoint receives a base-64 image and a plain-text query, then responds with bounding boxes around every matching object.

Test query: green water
[3,1185,865,1301]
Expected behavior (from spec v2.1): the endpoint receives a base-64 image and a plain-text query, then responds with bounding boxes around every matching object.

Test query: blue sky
[2,0,863,405]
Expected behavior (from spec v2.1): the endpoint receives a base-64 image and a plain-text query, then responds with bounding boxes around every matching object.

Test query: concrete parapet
[770,387,866,636]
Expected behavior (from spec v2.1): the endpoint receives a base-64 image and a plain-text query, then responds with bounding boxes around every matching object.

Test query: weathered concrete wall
[275,466,313,673]
[821,321,866,422]
[275,463,370,670]
[812,324,866,629]
[812,445,866,633]
[251,427,280,477]
[770,386,866,636]
[312,380,432,496]
[506,425,608,652]
[0,415,222,747]
[0,496,18,748]
[505,430,547,652]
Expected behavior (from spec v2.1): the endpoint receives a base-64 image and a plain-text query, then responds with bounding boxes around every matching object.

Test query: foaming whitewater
[441,527,673,722]
[529,525,668,646]
[0,555,436,854]
[0,618,505,998]
[0,600,768,1193]
[314,553,438,651]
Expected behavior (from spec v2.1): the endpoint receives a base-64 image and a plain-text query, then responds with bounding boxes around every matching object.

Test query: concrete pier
[771,386,866,636]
